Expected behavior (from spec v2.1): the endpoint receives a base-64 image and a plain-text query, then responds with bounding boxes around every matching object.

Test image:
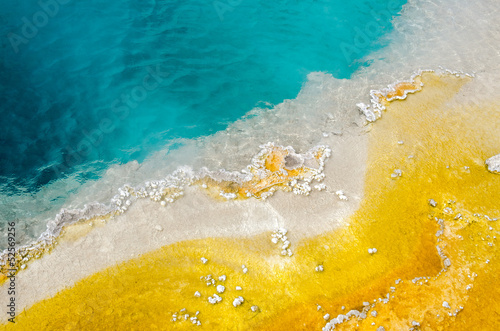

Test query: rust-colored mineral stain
[265,149,286,172]
[197,144,327,200]
[375,76,423,107]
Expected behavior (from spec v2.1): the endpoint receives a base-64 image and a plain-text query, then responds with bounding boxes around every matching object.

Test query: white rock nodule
[486,154,500,173]
[233,296,244,307]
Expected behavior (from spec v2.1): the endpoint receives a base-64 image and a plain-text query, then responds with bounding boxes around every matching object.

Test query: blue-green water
[0,0,405,233]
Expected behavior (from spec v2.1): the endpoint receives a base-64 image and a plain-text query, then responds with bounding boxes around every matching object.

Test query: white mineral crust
[486,154,500,173]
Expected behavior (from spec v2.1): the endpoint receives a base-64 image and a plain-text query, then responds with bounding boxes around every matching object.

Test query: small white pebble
[218,275,226,281]
[442,301,451,309]
[251,305,259,312]
[371,310,378,317]
[315,265,324,272]
[391,169,402,178]
[233,296,244,307]
[160,201,166,206]
[217,285,225,293]
[201,257,208,264]
[323,314,330,320]
[335,190,348,200]
[194,291,201,297]
[236,286,242,291]
[242,267,248,274]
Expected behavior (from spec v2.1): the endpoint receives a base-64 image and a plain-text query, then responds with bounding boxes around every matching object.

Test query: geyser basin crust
[1,72,499,330]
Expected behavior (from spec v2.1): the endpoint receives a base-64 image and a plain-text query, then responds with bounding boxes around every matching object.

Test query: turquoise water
[0,0,405,232]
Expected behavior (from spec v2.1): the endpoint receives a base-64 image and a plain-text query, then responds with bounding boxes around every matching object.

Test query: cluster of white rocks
[202,274,216,287]
[322,309,369,331]
[172,309,202,326]
[411,276,431,285]
[440,301,464,317]
[314,183,327,191]
[271,228,293,257]
[321,283,408,330]
[196,262,252,312]
[236,143,331,198]
[292,181,313,195]
[111,167,192,213]
[368,248,378,255]
[197,271,229,304]
[283,146,330,196]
